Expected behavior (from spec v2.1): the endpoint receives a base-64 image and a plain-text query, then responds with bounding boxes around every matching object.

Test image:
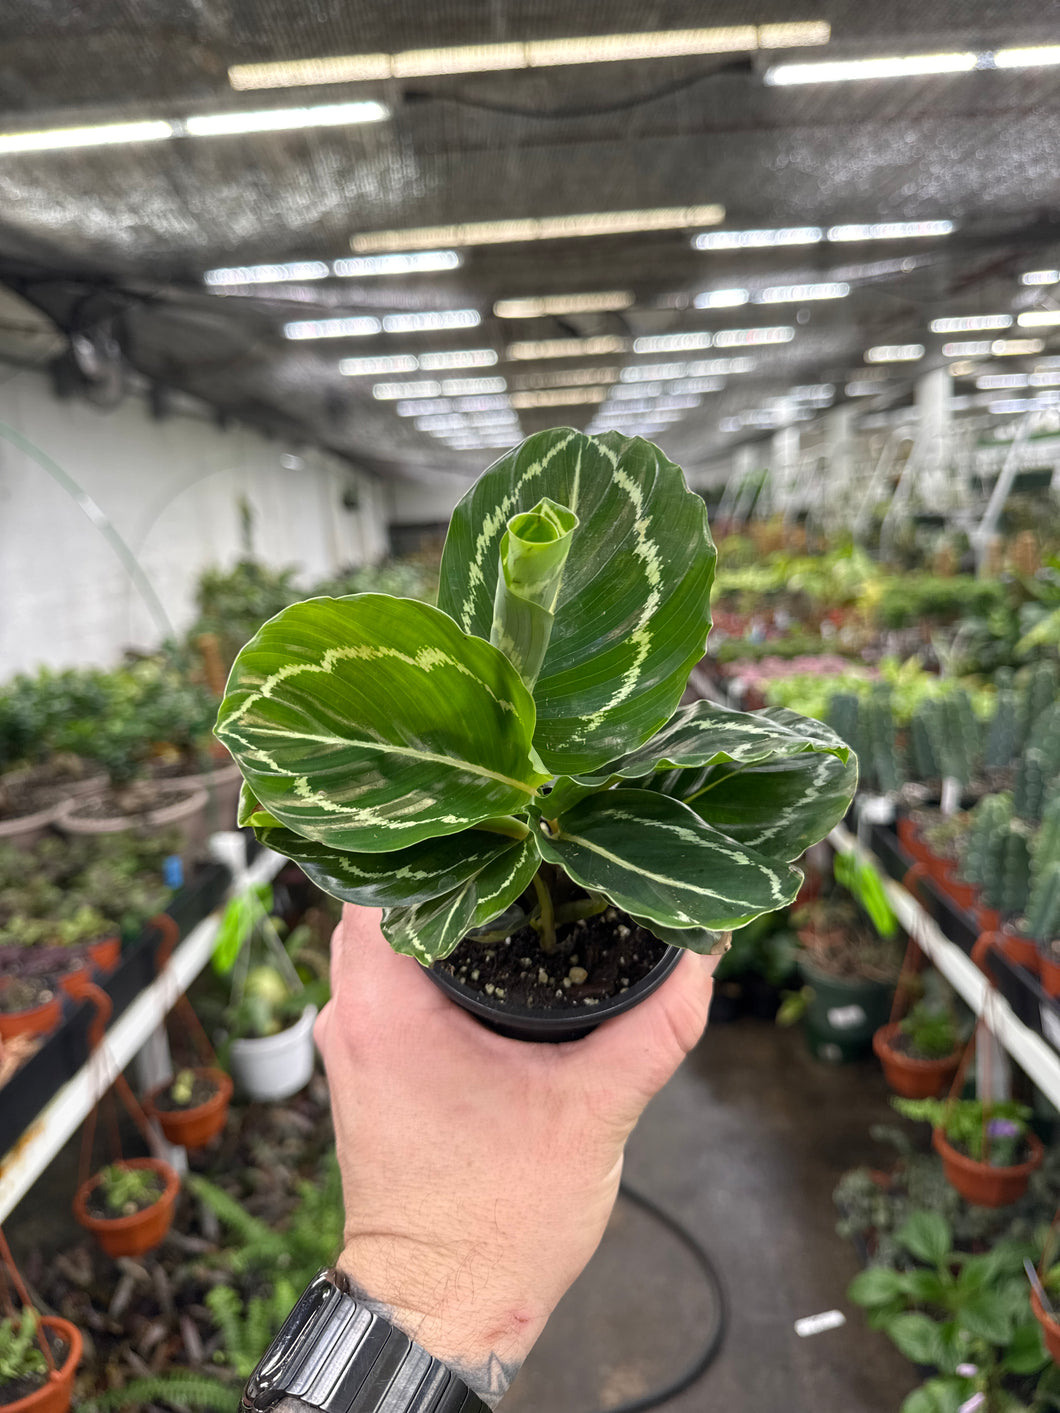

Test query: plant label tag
[795,1310,846,1338]
[1041,1006,1060,1051]
[827,1005,866,1029]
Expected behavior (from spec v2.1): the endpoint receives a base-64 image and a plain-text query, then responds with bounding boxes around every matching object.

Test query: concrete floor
[504,1017,917,1413]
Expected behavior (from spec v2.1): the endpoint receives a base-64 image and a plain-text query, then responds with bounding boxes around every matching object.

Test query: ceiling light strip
[494,291,634,318]
[353,207,724,253]
[766,52,977,85]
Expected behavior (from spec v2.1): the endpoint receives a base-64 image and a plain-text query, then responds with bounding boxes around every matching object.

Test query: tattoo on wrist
[332,1270,522,1408]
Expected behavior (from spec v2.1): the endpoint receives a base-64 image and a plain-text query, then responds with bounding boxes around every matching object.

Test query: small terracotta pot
[143,1067,233,1149]
[935,872,978,912]
[932,1127,1043,1207]
[872,1022,960,1099]
[977,904,1003,933]
[973,930,1039,979]
[0,994,61,1041]
[1031,1289,1060,1365]
[57,966,93,1001]
[72,1157,180,1258]
[86,936,121,973]
[897,816,931,865]
[0,1315,82,1413]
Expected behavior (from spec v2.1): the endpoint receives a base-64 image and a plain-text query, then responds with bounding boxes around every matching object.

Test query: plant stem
[472,815,531,842]
[531,870,557,954]
[553,893,609,927]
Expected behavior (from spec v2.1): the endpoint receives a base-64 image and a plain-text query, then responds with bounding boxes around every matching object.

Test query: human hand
[313,905,720,1407]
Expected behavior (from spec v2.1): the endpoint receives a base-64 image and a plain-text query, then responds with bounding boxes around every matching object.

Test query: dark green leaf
[957,1291,1014,1346]
[216,595,547,852]
[538,788,802,932]
[884,1312,944,1365]
[849,1266,911,1308]
[897,1212,953,1268]
[438,430,717,775]
[1001,1321,1048,1375]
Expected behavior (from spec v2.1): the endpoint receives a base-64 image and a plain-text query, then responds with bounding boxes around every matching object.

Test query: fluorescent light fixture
[382,309,480,333]
[439,377,507,395]
[230,24,830,90]
[755,282,849,303]
[513,367,620,389]
[864,344,924,362]
[828,220,955,241]
[766,52,976,86]
[612,383,663,399]
[1017,311,1060,327]
[714,326,795,348]
[694,227,821,250]
[284,315,381,339]
[693,288,750,309]
[396,399,452,417]
[947,360,979,377]
[494,291,634,318]
[929,314,1012,333]
[993,338,1045,355]
[186,101,387,137]
[1030,370,1060,386]
[0,119,174,155]
[418,349,498,370]
[466,411,520,426]
[353,207,725,253]
[506,336,630,360]
[619,356,755,381]
[634,333,712,353]
[373,381,443,400]
[510,388,609,408]
[791,384,835,399]
[670,376,725,393]
[621,362,688,381]
[205,260,329,286]
[415,415,468,432]
[941,341,992,358]
[340,354,420,376]
[1022,270,1060,286]
[988,397,1058,413]
[994,45,1060,69]
[845,380,888,396]
[690,356,755,375]
[453,395,512,412]
[333,251,461,276]
[977,373,1030,389]
[600,398,657,415]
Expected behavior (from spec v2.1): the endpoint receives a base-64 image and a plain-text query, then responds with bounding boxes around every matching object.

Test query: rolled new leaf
[538,787,802,933]
[491,497,579,689]
[216,595,548,852]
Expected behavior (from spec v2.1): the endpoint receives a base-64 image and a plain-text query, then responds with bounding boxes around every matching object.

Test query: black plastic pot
[427,944,683,1043]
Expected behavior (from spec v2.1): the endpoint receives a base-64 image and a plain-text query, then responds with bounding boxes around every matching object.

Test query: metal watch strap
[242,1271,491,1413]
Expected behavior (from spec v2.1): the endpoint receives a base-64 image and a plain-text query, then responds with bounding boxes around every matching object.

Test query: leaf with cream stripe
[438,429,716,775]
[538,788,802,933]
[216,595,547,853]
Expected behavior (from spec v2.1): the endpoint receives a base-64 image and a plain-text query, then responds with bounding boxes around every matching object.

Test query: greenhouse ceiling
[1,0,1060,479]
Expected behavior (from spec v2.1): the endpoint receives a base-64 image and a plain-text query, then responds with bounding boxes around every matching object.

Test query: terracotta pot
[1031,1289,1060,1365]
[935,872,979,912]
[143,1067,233,1149]
[872,1022,961,1099]
[973,930,1039,978]
[56,966,94,1001]
[977,904,1003,933]
[0,1315,82,1413]
[932,1127,1043,1207]
[1041,951,1060,1000]
[897,816,931,864]
[86,936,121,973]
[72,1157,180,1258]
[0,993,61,1041]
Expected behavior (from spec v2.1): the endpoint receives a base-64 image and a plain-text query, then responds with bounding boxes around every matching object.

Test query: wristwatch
[242,1270,491,1412]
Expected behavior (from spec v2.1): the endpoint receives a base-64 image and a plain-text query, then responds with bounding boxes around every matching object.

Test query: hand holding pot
[313,904,719,1408]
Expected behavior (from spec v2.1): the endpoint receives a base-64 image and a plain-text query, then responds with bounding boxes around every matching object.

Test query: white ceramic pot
[229,1004,318,1101]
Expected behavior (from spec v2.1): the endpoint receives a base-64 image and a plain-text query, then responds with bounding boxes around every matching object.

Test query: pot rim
[56,783,208,830]
[872,1021,961,1071]
[0,1315,82,1413]
[143,1066,233,1118]
[1031,1287,1060,1336]
[73,1157,180,1233]
[932,1126,1044,1177]
[229,1003,317,1056]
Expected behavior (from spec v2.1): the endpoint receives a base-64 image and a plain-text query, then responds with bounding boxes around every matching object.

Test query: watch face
[245,1271,339,1407]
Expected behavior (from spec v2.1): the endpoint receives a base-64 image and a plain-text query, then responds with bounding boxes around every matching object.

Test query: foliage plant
[848,1210,1054,1413]
[217,430,857,965]
[211,883,328,1039]
[894,1098,1033,1166]
[95,1163,164,1217]
[900,1002,960,1061]
[0,1309,47,1388]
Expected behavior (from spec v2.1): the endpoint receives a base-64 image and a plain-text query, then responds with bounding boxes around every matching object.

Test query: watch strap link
[243,1272,490,1413]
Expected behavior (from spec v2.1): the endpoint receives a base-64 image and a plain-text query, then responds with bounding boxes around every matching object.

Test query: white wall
[0,371,387,675]
[385,474,470,526]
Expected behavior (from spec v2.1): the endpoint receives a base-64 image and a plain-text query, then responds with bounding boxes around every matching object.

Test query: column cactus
[1013,702,1060,824]
[1026,861,1060,945]
[909,699,942,782]
[983,686,1019,772]
[863,687,904,796]
[1017,660,1059,747]
[958,791,1012,894]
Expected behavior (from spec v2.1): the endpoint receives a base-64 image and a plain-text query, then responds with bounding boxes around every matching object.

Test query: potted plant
[216,429,857,1041]
[0,977,61,1042]
[893,1096,1043,1207]
[72,1157,179,1258]
[143,1066,233,1149]
[0,1308,82,1413]
[872,1000,962,1098]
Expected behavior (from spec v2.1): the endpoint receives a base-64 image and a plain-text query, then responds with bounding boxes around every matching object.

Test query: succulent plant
[1017,660,1059,748]
[1014,701,1060,824]
[983,685,1020,772]
[1026,861,1060,945]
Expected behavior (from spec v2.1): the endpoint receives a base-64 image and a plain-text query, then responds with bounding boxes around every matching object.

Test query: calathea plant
[217,430,857,974]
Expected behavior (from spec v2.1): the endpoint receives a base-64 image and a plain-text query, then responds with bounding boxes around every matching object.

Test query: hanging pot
[143,1067,233,1149]
[1031,1289,1060,1365]
[872,1022,961,1099]
[72,1157,180,1258]
[229,1005,317,1101]
[0,989,61,1042]
[932,1128,1043,1207]
[0,1315,82,1413]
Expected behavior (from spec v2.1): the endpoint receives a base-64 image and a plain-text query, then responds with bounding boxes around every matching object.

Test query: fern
[82,1372,238,1411]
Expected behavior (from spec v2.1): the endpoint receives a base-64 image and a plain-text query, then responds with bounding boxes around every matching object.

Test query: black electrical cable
[585,1182,726,1413]
[402,58,753,121]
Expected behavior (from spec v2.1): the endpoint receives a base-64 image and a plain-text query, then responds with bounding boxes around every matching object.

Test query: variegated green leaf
[538,788,802,932]
[653,750,858,861]
[237,780,283,830]
[216,595,547,852]
[382,835,541,962]
[249,818,534,910]
[439,429,716,775]
[491,496,579,688]
[627,912,730,955]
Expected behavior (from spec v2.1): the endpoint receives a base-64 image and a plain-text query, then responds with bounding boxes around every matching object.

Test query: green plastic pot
[798,959,894,1063]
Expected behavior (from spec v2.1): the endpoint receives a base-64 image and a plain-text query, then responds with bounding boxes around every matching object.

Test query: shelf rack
[0,836,283,1223]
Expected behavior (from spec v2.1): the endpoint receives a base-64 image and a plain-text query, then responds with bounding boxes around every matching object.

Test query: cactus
[1026,860,1060,944]
[1017,660,1059,747]
[863,688,904,795]
[1014,702,1060,824]
[999,826,1032,917]
[983,687,1019,771]
[827,693,862,760]
[909,700,942,781]
[958,791,1013,890]
[941,688,979,788]
[1035,793,1060,879]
